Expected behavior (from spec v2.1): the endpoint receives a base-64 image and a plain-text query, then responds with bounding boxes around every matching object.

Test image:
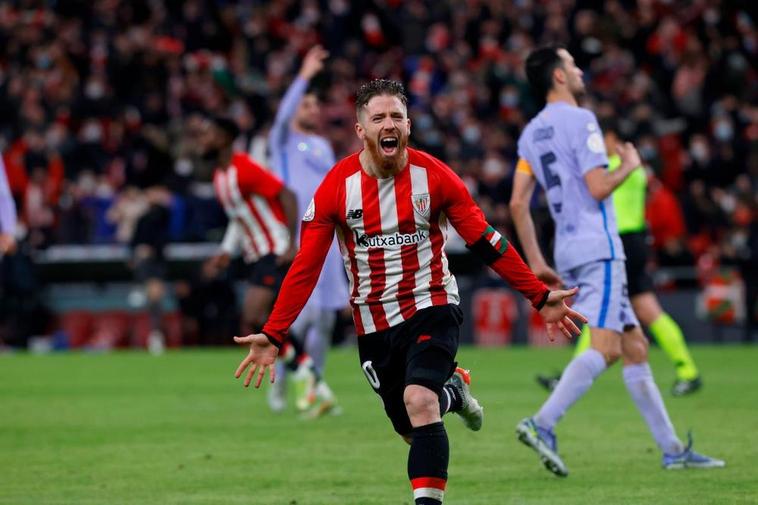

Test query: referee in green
[538,122,702,396]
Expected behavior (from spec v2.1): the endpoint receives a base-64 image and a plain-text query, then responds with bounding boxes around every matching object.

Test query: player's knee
[604,347,622,365]
[592,339,622,365]
[622,328,649,364]
[590,328,624,365]
[403,385,439,421]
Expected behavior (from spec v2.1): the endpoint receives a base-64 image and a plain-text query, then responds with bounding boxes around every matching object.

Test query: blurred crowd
[0,1,755,312]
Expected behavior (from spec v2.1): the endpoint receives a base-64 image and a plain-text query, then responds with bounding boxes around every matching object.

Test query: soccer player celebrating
[267,45,349,415]
[233,79,584,505]
[536,121,703,396]
[510,46,723,476]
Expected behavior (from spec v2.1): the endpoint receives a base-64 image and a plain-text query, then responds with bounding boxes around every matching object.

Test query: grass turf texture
[1,346,756,505]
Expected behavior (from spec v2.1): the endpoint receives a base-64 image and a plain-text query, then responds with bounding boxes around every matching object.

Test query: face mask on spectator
[85,80,105,100]
[463,125,481,143]
[639,144,657,161]
[690,142,709,162]
[714,120,734,142]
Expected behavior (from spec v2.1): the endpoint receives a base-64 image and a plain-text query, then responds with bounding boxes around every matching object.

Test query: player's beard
[296,117,316,133]
[569,77,587,102]
[364,131,408,176]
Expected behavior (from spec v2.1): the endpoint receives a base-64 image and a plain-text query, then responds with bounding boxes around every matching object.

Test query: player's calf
[408,421,448,505]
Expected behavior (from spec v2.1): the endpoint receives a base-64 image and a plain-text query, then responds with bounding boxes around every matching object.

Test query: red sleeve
[262,170,339,344]
[232,153,284,199]
[433,157,549,309]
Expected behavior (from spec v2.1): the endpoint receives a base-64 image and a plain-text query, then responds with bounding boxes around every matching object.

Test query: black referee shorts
[621,231,655,297]
[357,304,462,436]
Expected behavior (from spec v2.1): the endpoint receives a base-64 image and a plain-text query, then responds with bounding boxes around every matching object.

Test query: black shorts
[621,231,654,297]
[357,304,462,436]
[245,254,287,292]
[133,256,167,283]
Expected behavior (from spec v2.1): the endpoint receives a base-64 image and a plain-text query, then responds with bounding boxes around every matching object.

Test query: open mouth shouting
[379,135,400,156]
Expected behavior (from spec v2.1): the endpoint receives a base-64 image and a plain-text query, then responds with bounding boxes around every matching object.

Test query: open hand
[299,45,328,80]
[538,287,588,341]
[233,333,279,388]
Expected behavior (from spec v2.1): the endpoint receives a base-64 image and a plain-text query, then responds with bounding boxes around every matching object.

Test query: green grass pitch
[1,345,757,505]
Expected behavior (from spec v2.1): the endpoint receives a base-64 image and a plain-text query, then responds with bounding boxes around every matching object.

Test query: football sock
[534,348,606,430]
[280,337,322,381]
[572,324,592,358]
[305,309,336,375]
[649,313,699,381]
[408,422,448,505]
[622,362,684,454]
[438,384,462,415]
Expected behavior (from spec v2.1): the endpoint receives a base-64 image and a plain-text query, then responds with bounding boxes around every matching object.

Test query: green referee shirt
[608,154,647,234]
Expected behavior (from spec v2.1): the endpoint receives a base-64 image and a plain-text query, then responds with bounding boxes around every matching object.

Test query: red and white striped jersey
[263,147,548,343]
[213,153,290,263]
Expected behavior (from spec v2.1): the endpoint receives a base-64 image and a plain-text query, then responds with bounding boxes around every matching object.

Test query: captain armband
[466,225,509,265]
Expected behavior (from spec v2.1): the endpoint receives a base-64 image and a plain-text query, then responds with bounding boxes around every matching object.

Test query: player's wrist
[534,289,550,311]
[261,330,283,349]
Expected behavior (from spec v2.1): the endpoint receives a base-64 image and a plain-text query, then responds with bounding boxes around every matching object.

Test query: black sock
[439,384,463,415]
[148,301,162,332]
[408,422,448,505]
[281,337,322,381]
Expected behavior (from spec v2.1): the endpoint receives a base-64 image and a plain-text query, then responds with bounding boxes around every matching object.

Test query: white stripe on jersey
[410,165,434,301]
[250,195,289,256]
[226,167,270,258]
[377,177,402,322]
[343,171,376,333]
[438,213,460,305]
[214,171,255,259]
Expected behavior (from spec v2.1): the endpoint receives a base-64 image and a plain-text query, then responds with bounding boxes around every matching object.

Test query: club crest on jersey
[412,193,430,219]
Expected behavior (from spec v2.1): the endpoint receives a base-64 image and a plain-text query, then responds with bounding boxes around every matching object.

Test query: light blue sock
[534,348,606,430]
[623,363,683,454]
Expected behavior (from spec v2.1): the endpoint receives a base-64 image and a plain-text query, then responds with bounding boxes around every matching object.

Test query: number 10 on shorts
[362,360,381,390]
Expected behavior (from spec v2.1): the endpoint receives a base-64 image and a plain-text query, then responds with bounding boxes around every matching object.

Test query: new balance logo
[347,209,363,220]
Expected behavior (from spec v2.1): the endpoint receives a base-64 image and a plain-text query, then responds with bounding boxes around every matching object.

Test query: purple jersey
[0,155,17,235]
[517,101,625,271]
[268,77,348,310]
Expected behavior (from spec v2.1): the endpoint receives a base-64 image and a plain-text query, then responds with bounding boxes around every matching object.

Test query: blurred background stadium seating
[0,0,755,350]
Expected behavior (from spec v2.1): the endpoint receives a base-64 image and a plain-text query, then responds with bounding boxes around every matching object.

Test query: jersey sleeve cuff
[533,289,550,311]
[261,330,283,349]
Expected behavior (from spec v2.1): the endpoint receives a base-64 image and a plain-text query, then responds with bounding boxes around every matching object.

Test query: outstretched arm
[269,46,328,149]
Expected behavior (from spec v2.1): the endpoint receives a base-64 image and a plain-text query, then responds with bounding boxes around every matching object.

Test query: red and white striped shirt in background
[213,153,290,263]
[263,147,548,343]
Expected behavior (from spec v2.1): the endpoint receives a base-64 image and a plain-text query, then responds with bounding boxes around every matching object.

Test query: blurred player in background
[233,79,584,505]
[510,46,723,476]
[204,116,332,412]
[536,121,702,396]
[267,45,349,416]
[130,186,171,354]
[0,155,17,257]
